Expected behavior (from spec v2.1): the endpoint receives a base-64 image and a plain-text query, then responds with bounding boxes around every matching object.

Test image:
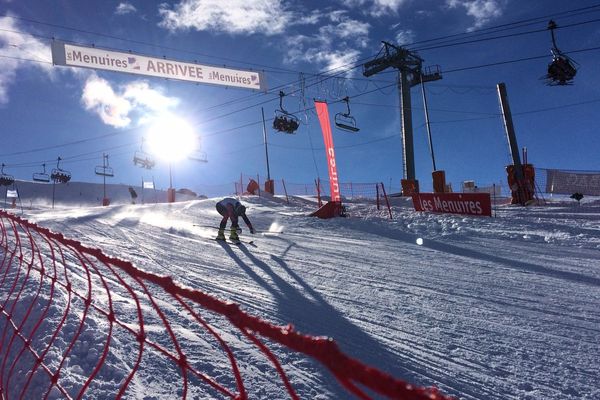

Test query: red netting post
[257,174,261,197]
[315,179,322,208]
[493,184,497,218]
[282,179,289,204]
[380,182,393,220]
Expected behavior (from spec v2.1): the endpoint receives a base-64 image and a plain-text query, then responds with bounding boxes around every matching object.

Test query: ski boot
[229,227,240,243]
[216,229,226,241]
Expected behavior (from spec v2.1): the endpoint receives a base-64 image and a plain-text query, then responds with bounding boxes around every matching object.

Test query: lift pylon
[363,41,441,185]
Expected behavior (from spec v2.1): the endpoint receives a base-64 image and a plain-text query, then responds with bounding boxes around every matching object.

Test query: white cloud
[284,12,370,74]
[115,2,137,15]
[122,81,179,111]
[158,0,294,35]
[0,16,53,105]
[307,48,362,74]
[81,76,132,128]
[395,29,415,45]
[447,0,506,29]
[81,75,180,128]
[341,0,410,17]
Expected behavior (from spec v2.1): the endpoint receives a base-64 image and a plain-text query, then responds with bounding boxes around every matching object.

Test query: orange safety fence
[0,210,454,399]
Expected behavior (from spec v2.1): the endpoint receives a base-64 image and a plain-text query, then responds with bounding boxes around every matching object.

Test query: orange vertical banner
[314,100,341,202]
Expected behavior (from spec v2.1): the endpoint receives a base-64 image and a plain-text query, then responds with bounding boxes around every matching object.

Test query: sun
[146,114,197,162]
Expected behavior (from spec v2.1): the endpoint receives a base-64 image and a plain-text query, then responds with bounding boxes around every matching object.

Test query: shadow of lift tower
[363,41,442,195]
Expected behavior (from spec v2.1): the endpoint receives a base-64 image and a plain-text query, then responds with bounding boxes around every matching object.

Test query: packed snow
[1,184,599,399]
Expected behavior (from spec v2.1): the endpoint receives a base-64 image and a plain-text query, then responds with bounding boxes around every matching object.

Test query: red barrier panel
[412,192,492,217]
[0,210,454,400]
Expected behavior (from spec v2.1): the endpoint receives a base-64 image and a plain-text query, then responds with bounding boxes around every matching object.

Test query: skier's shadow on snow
[221,241,420,398]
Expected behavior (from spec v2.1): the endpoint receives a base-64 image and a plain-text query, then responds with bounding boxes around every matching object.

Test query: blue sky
[1,0,599,195]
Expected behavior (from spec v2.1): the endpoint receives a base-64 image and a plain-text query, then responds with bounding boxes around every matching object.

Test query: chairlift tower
[95,153,114,206]
[363,41,441,182]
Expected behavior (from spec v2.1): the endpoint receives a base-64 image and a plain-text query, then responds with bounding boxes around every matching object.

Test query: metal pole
[420,74,437,171]
[169,163,173,189]
[497,82,523,181]
[261,107,271,181]
[103,153,107,199]
[399,70,415,180]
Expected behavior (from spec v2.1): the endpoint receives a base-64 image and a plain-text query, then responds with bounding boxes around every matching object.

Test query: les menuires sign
[51,40,266,91]
[412,192,492,217]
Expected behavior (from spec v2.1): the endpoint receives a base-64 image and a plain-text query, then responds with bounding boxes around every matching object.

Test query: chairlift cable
[0,130,124,157]
[3,3,599,114]
[3,13,600,165]
[403,3,600,48]
[442,45,600,74]
[5,2,599,76]
[414,17,600,52]
[4,24,598,136]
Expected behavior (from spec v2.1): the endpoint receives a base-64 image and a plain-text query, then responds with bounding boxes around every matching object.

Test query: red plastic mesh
[0,210,453,400]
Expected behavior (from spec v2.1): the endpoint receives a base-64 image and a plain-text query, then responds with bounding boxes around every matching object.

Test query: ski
[193,224,281,235]
[214,238,255,246]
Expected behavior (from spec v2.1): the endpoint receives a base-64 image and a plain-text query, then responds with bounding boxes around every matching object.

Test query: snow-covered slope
[3,193,600,399]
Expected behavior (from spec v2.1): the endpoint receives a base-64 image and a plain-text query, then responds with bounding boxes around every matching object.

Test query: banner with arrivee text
[314,100,341,202]
[51,40,266,91]
[412,192,492,217]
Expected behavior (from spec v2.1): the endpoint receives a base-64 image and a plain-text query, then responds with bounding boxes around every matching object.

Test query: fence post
[493,184,496,218]
[257,174,261,197]
[315,178,322,208]
[380,182,393,220]
[282,179,289,204]
[376,183,380,210]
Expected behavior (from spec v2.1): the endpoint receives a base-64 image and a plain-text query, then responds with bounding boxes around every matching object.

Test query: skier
[215,197,255,242]
[128,187,138,204]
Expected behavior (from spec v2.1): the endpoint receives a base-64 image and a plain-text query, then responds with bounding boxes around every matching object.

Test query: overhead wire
[403,3,600,48]
[414,17,600,52]
[3,4,600,168]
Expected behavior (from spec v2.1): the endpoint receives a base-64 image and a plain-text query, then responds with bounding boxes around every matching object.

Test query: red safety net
[0,210,454,400]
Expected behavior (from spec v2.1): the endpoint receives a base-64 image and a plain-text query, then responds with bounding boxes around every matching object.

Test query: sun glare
[146,114,197,162]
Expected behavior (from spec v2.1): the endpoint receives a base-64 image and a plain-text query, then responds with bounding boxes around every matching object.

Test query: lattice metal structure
[363,41,441,181]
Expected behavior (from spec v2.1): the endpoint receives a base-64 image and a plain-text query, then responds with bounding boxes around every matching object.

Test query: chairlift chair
[188,151,208,163]
[95,165,114,176]
[133,138,156,169]
[335,97,360,132]
[33,163,51,183]
[273,91,300,134]
[50,157,72,184]
[0,163,15,187]
[133,152,156,169]
[95,154,114,177]
[545,20,578,86]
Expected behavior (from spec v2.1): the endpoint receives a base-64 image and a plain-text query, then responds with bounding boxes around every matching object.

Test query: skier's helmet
[234,203,246,215]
